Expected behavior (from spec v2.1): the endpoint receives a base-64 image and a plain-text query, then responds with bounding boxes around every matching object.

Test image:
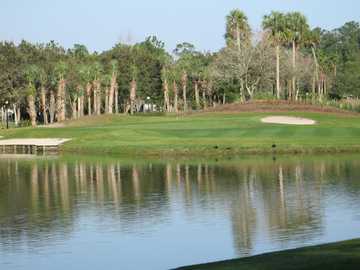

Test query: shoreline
[56,144,360,159]
[174,238,360,270]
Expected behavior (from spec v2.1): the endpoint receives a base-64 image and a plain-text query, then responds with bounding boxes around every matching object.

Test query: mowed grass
[1,111,360,157]
[175,239,360,270]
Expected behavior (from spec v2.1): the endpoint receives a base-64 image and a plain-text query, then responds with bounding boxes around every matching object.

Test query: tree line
[1,10,360,126]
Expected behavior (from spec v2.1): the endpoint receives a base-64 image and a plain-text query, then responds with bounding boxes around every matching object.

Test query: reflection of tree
[230,172,257,256]
[0,156,360,255]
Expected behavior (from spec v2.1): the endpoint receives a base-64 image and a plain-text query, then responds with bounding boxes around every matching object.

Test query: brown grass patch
[201,100,359,116]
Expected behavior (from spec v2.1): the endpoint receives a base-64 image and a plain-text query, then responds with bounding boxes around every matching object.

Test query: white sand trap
[0,138,71,146]
[261,116,316,125]
[38,123,65,128]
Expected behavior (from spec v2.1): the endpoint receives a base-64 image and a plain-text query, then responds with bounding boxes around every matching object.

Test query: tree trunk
[105,87,109,114]
[71,99,77,119]
[222,92,226,104]
[93,79,101,115]
[97,88,102,115]
[27,94,36,127]
[312,72,316,100]
[108,71,117,114]
[93,84,97,115]
[194,80,200,110]
[77,96,81,118]
[173,80,178,113]
[291,41,296,101]
[163,78,170,112]
[1,107,5,125]
[130,79,137,115]
[202,86,207,110]
[236,24,241,51]
[114,85,119,113]
[86,82,92,115]
[56,78,66,122]
[16,106,20,125]
[80,95,84,117]
[287,80,291,100]
[181,70,187,112]
[311,46,320,101]
[276,45,281,99]
[318,74,323,102]
[13,104,19,126]
[40,87,48,125]
[49,91,56,123]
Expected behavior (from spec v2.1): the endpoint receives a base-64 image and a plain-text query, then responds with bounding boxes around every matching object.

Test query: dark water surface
[0,154,359,270]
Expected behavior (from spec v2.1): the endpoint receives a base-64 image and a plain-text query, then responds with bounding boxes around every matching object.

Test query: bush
[18,120,32,127]
[253,91,277,100]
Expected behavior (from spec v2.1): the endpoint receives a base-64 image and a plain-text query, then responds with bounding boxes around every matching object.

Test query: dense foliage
[1,10,360,126]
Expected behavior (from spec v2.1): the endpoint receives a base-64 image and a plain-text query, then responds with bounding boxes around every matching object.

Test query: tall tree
[54,61,68,121]
[285,12,310,100]
[92,62,103,115]
[23,65,39,127]
[225,9,251,50]
[107,60,118,114]
[263,11,286,99]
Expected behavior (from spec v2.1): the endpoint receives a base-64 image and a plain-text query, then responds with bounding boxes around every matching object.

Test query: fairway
[1,111,360,157]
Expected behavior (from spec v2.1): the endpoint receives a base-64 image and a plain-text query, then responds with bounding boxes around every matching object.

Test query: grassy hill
[1,106,360,157]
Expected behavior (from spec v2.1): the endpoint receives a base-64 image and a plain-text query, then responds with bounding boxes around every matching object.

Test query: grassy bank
[1,110,360,157]
[175,239,360,270]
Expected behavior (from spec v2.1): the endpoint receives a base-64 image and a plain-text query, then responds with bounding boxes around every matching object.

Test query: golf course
[1,104,359,158]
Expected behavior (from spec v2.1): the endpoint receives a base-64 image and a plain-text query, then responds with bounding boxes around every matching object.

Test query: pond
[0,154,359,269]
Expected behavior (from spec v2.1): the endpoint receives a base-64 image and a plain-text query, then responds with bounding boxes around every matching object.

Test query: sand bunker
[38,123,65,128]
[261,116,316,125]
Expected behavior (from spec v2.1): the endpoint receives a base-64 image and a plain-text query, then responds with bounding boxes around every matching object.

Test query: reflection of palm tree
[59,163,70,211]
[197,164,202,184]
[96,163,104,202]
[166,164,172,189]
[79,162,86,190]
[230,175,257,256]
[31,164,39,211]
[108,164,119,205]
[278,165,287,227]
[44,163,50,209]
[176,164,181,185]
[185,165,192,201]
[132,165,140,200]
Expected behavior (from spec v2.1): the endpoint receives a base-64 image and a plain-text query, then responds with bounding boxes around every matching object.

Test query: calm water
[0,154,360,269]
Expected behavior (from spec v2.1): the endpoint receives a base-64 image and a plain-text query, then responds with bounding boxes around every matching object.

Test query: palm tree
[284,12,309,100]
[263,11,286,99]
[225,9,251,50]
[38,67,49,124]
[303,28,321,98]
[129,65,137,115]
[108,60,118,114]
[92,62,103,115]
[161,67,171,112]
[181,70,188,112]
[24,65,39,127]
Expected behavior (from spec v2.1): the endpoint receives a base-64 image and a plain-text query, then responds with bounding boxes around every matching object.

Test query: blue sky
[1,0,359,53]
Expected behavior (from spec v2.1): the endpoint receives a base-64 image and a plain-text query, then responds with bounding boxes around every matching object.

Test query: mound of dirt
[261,116,316,125]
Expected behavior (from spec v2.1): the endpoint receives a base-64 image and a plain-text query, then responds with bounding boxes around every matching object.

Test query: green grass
[175,239,360,270]
[1,111,360,157]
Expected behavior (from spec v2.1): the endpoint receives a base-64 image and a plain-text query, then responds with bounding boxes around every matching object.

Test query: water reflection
[0,156,360,269]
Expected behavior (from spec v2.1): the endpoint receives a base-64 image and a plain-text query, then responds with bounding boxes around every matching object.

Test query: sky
[1,0,359,53]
